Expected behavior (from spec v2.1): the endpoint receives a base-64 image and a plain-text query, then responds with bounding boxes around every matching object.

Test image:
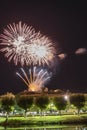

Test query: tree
[70,94,85,115]
[53,96,67,115]
[1,93,15,121]
[35,96,49,115]
[16,95,33,117]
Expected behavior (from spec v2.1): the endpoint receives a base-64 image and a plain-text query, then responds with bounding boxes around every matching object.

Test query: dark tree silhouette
[53,96,67,115]
[70,94,85,115]
[35,96,49,115]
[16,95,33,117]
[1,93,15,121]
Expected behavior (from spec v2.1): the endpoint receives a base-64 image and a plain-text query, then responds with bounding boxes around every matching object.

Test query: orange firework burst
[16,67,52,92]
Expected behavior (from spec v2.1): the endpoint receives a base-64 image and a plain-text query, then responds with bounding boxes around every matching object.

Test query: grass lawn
[0,114,87,126]
[0,125,69,129]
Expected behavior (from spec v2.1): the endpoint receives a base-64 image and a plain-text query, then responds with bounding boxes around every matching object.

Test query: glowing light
[0,21,56,66]
[58,53,67,60]
[16,67,52,92]
[75,48,87,55]
[64,95,68,100]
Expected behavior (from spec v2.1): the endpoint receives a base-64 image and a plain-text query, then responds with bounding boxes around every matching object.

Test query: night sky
[0,1,87,94]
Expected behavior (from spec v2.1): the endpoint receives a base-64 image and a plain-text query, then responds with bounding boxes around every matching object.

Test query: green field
[0,125,69,130]
[0,114,87,126]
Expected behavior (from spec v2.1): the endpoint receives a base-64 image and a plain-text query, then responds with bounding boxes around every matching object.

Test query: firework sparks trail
[0,21,56,66]
[0,21,38,66]
[16,67,52,92]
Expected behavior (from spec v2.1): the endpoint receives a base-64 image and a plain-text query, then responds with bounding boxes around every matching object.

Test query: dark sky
[0,0,87,94]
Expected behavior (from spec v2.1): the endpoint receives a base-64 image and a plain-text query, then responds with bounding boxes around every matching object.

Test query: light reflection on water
[1,125,87,130]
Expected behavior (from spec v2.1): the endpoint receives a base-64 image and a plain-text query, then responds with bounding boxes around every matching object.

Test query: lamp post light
[64,94,70,112]
[64,95,68,100]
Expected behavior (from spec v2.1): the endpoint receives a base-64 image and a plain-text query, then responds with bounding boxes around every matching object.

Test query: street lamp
[64,95,68,100]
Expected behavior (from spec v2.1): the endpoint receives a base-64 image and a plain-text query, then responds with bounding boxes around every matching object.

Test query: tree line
[0,92,87,121]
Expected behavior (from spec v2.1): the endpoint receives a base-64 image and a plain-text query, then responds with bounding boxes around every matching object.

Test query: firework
[58,53,67,60]
[16,67,52,92]
[0,21,56,66]
[75,48,87,55]
[27,36,55,65]
[0,21,37,66]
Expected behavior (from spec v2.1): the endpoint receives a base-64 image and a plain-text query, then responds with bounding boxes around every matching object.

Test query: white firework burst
[16,67,52,92]
[0,21,37,65]
[0,21,56,66]
[27,36,55,65]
